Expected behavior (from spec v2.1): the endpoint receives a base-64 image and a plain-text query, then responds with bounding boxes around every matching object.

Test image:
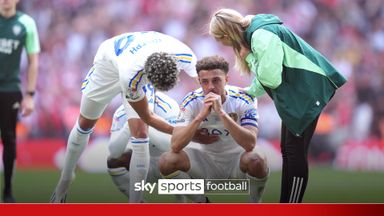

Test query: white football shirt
[95,31,197,102]
[178,85,259,155]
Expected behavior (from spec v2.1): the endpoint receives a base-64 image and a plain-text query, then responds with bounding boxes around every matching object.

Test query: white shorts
[80,62,149,120]
[80,43,122,119]
[184,147,245,179]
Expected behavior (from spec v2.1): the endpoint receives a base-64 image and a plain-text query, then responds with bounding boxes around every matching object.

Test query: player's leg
[107,124,158,201]
[50,102,100,203]
[109,123,131,159]
[107,122,132,198]
[0,92,22,203]
[239,146,269,203]
[107,132,172,202]
[279,116,319,203]
[51,60,121,203]
[158,148,209,203]
[127,117,150,203]
[119,85,153,203]
[158,150,199,202]
[107,86,161,202]
[158,150,190,176]
[108,146,186,203]
[107,149,132,198]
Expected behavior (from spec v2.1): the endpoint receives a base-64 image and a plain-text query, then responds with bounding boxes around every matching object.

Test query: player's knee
[78,115,97,131]
[1,130,16,145]
[158,151,183,176]
[2,141,16,159]
[129,119,148,138]
[107,149,132,170]
[240,150,268,178]
[131,131,148,138]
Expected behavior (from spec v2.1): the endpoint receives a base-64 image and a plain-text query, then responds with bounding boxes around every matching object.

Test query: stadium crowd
[15,0,384,164]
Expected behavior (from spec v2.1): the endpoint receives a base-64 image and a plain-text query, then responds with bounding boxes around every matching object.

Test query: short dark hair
[145,52,179,91]
[196,55,229,74]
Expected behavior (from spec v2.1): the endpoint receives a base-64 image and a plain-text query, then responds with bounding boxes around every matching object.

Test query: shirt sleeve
[244,73,266,97]
[176,104,194,126]
[175,52,198,78]
[19,14,40,54]
[122,70,147,102]
[176,92,199,126]
[239,101,259,128]
[246,29,283,93]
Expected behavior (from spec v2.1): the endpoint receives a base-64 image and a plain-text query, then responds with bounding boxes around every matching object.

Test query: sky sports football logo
[134,179,249,195]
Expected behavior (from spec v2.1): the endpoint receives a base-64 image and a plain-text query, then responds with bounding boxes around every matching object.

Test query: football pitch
[7,166,384,203]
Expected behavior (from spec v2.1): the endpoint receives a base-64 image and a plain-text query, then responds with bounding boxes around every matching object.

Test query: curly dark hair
[196,55,229,74]
[144,52,179,91]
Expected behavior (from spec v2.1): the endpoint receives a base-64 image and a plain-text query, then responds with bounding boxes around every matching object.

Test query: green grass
[6,166,384,203]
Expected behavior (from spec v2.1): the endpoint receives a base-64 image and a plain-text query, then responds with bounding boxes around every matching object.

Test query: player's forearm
[147,114,174,135]
[130,98,173,135]
[218,111,256,152]
[171,119,201,153]
[26,53,39,92]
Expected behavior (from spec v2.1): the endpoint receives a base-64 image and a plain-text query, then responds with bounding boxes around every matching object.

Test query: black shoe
[197,197,210,203]
[3,194,16,203]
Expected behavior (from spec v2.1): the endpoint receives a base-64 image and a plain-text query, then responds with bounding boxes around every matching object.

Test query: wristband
[26,91,35,97]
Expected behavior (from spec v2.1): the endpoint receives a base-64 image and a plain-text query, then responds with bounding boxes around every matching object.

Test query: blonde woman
[209,8,346,203]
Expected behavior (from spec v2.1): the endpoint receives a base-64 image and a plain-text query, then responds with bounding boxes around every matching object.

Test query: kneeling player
[107,85,185,202]
[158,56,269,203]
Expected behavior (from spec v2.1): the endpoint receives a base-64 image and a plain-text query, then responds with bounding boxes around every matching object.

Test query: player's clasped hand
[204,92,223,114]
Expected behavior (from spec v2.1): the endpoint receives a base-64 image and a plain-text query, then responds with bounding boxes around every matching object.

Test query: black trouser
[0,92,22,197]
[279,116,319,203]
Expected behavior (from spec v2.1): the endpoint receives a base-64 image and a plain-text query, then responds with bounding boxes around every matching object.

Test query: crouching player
[107,84,186,202]
[158,56,269,203]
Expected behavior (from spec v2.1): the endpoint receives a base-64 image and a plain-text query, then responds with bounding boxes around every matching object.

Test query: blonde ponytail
[241,15,253,28]
[209,9,253,75]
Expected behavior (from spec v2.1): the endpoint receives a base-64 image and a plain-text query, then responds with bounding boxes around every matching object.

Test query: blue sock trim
[76,122,93,134]
[131,137,149,144]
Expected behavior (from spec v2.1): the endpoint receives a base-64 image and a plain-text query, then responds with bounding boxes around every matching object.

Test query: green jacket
[0,11,40,92]
[244,14,346,135]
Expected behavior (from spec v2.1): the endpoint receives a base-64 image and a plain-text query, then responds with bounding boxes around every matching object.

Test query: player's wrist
[194,114,205,122]
[217,109,226,117]
[26,91,36,97]
[169,125,174,134]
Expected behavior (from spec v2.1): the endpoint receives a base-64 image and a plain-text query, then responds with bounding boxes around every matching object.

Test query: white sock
[247,172,269,203]
[163,171,206,203]
[108,167,130,199]
[55,122,92,196]
[129,137,150,203]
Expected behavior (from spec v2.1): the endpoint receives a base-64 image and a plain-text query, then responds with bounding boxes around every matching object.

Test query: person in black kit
[0,0,40,203]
